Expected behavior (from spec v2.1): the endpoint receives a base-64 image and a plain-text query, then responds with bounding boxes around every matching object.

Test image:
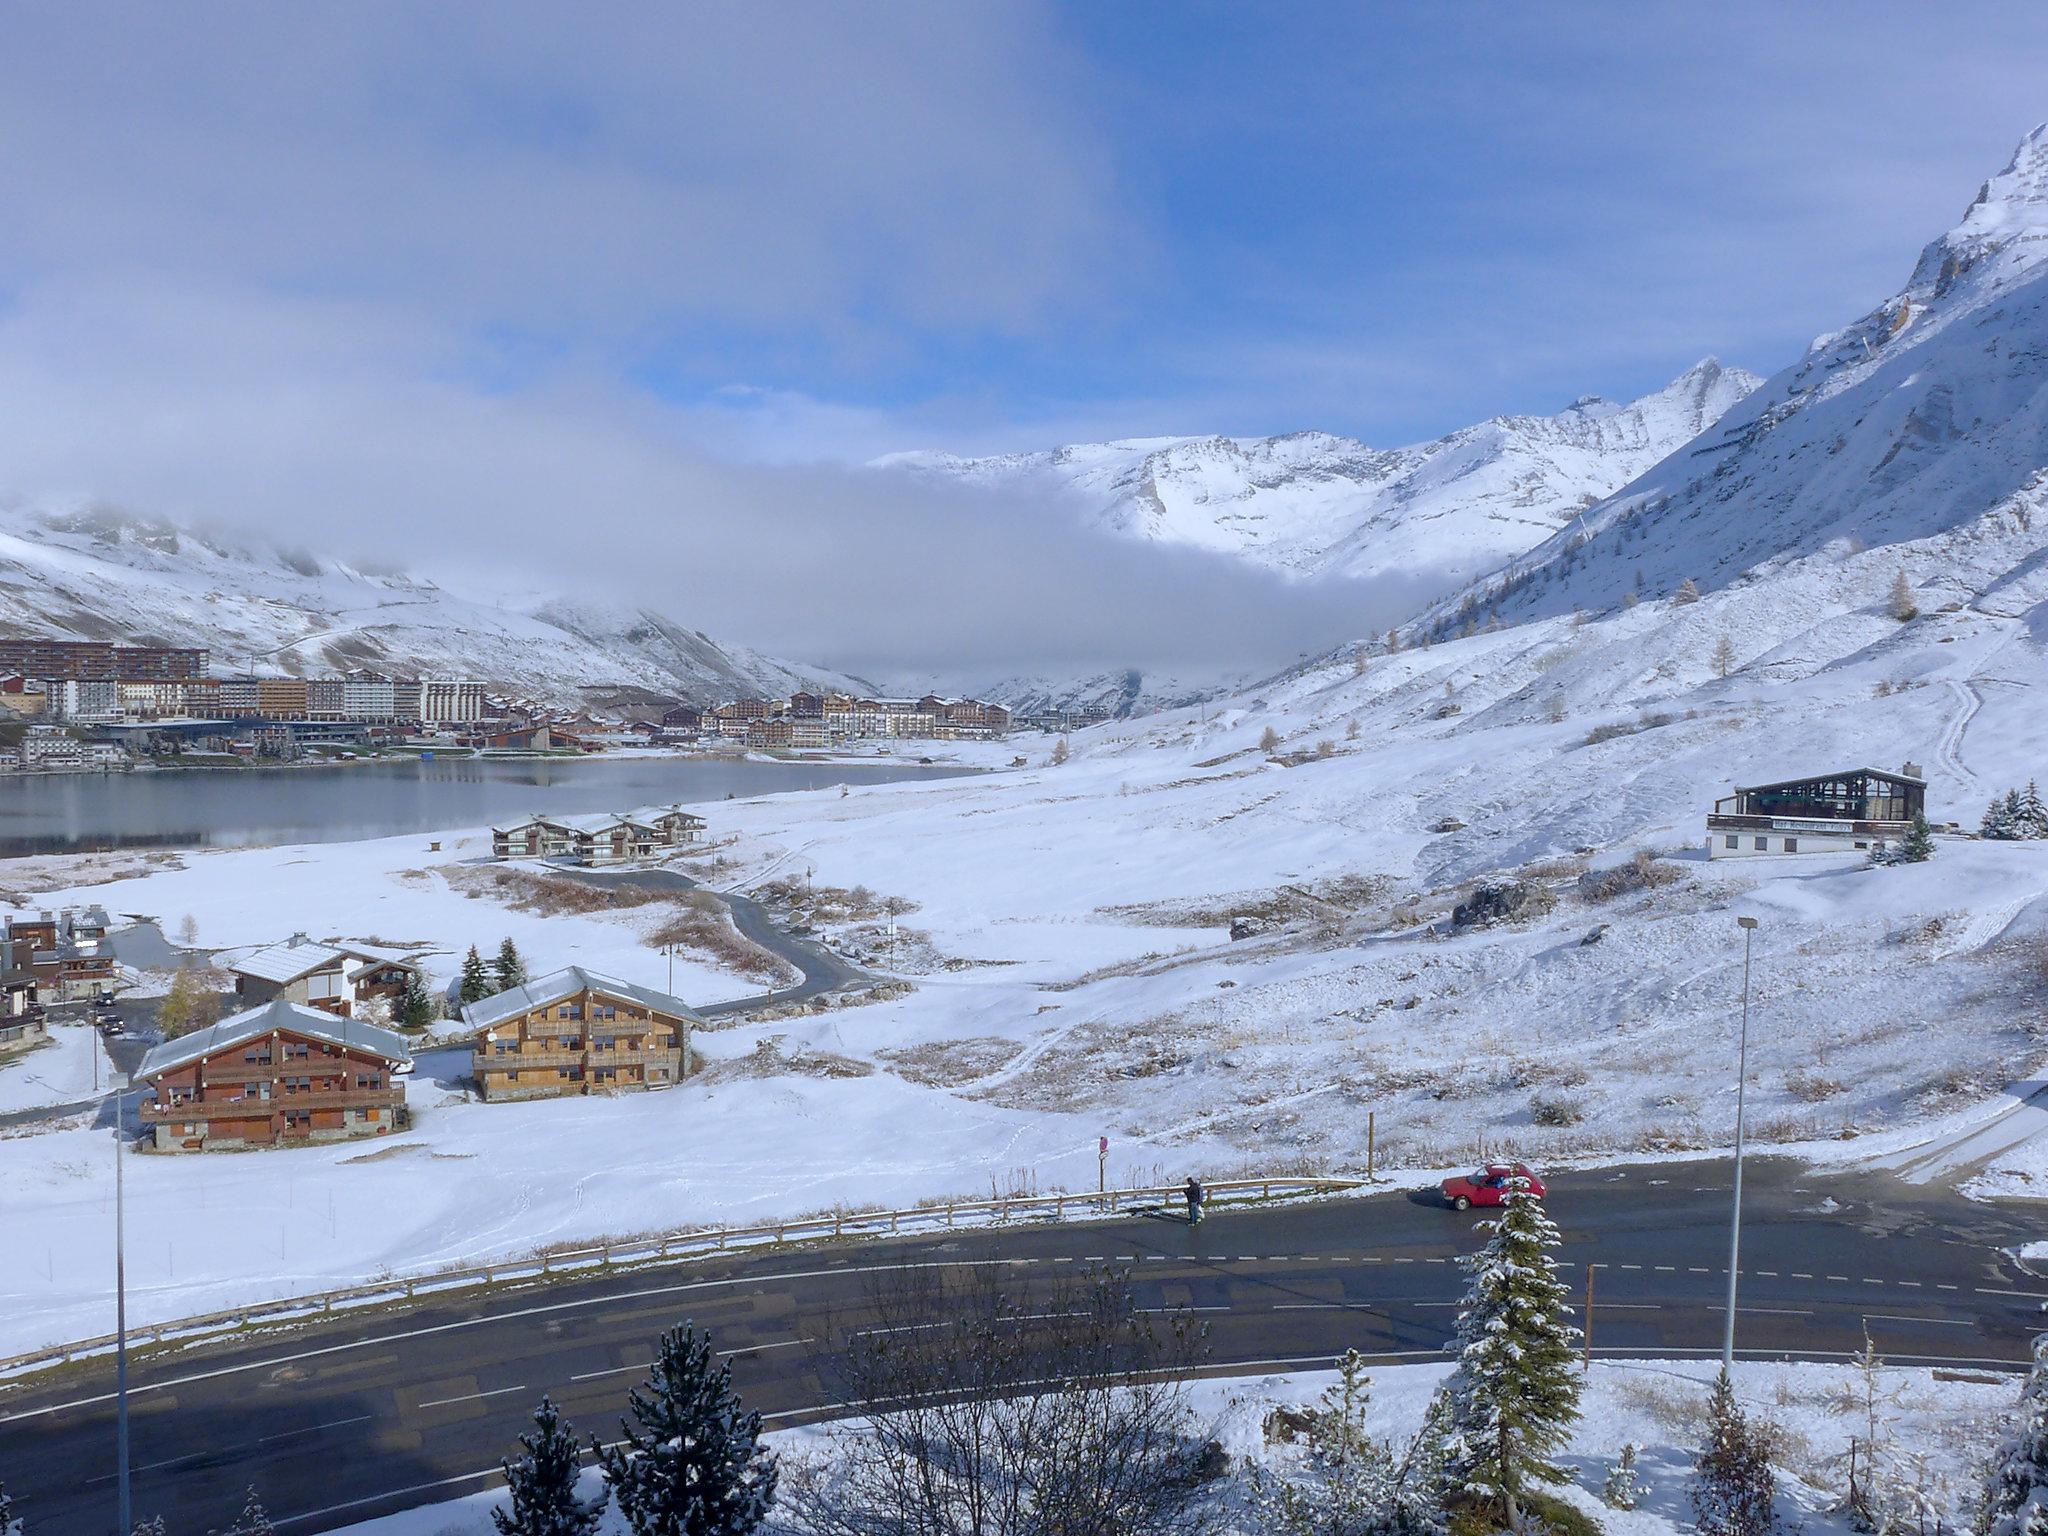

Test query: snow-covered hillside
[881,359,1759,585]
[0,504,867,704]
[1434,124,2048,632]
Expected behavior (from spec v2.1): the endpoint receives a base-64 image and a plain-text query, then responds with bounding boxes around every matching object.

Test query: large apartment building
[462,967,701,1101]
[0,640,208,680]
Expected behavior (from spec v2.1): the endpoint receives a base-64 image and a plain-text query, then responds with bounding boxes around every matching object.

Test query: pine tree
[1048,736,1069,766]
[2020,781,2048,839]
[495,1397,605,1536]
[398,968,439,1030]
[1690,1369,1779,1536]
[1898,813,1936,863]
[1982,1332,2048,1536]
[240,1486,276,1536]
[460,944,493,1004]
[1672,577,1701,605]
[597,1323,776,1536]
[1602,1443,1644,1510]
[1251,1350,1399,1536]
[1440,1177,1582,1529]
[0,1477,15,1536]
[1984,790,2022,841]
[1887,569,1919,622]
[493,937,528,993]
[1713,633,1739,679]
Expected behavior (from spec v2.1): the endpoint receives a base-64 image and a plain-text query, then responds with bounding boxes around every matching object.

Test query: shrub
[1577,851,1682,903]
[1452,881,1557,928]
[1531,1093,1585,1128]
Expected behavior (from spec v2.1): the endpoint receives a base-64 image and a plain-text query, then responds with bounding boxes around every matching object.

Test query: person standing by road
[1184,1175,1205,1225]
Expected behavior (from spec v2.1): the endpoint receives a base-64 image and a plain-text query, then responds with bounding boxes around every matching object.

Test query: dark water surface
[0,755,971,856]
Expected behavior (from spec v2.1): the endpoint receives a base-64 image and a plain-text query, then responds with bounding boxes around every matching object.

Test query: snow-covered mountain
[1439,124,2048,634]
[880,358,1760,585]
[0,504,867,705]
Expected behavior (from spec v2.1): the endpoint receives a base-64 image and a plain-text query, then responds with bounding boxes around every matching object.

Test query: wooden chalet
[229,935,425,1015]
[462,966,700,1102]
[556,812,660,865]
[3,909,117,1001]
[491,813,579,860]
[629,804,708,845]
[1708,763,1927,858]
[135,999,412,1151]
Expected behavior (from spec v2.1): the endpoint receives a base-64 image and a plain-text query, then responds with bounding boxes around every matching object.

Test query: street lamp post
[1724,915,1759,1370]
[115,1078,131,1535]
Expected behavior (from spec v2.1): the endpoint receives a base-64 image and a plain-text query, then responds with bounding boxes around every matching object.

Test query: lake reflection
[0,754,971,856]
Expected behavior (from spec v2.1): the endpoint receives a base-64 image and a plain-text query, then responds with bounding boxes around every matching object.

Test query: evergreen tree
[1887,569,1919,622]
[1982,1332,2048,1536]
[1252,1350,1400,1536]
[1898,813,1936,863]
[240,1486,276,1536]
[1690,1369,1779,1536]
[2021,781,2048,839]
[398,968,439,1030]
[1984,790,2023,841]
[1601,1443,1644,1510]
[1672,577,1701,605]
[1048,736,1069,766]
[460,944,493,1003]
[1440,1177,1582,1529]
[0,1477,15,1536]
[597,1323,776,1536]
[493,937,528,993]
[495,1397,605,1536]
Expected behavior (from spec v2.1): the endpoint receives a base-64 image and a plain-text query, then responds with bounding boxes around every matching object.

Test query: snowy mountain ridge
[0,504,867,705]
[880,358,1761,585]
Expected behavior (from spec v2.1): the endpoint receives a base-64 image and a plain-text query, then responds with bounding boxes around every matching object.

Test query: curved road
[568,868,867,1017]
[2,1158,2044,1535]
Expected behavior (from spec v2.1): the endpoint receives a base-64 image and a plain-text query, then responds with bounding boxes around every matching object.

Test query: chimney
[1902,761,1923,780]
[290,931,309,947]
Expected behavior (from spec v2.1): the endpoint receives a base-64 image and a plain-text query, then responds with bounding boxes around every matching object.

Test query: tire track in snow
[1935,679,1983,789]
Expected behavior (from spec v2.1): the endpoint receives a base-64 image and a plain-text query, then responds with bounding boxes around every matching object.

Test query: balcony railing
[143,1088,403,1120]
[1707,812,1908,836]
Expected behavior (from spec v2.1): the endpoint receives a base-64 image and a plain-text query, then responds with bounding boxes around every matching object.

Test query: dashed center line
[417,1385,527,1411]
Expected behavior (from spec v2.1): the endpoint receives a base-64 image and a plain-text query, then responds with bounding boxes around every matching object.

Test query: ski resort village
[7,18,2048,1536]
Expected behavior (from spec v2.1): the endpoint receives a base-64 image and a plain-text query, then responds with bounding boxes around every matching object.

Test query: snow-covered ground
[317,1359,2017,1536]
[27,827,770,1008]
[0,1024,108,1115]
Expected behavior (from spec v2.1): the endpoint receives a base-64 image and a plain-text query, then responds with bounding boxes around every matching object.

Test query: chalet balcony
[1707,812,1910,837]
[476,1048,587,1070]
[143,1087,404,1120]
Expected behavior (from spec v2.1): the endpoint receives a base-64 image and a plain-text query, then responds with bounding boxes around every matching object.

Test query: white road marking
[417,1384,527,1411]
[569,1337,811,1381]
[1865,1314,1975,1328]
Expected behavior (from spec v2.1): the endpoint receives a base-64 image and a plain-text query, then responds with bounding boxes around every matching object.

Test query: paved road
[3,1158,2043,1536]
[567,868,866,1017]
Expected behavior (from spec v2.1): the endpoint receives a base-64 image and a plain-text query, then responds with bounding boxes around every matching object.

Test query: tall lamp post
[115,1078,131,1535]
[1724,914,1759,1370]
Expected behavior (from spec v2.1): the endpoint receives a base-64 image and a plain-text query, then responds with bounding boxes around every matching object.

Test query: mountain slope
[1439,124,2048,631]
[0,505,864,704]
[881,358,1759,585]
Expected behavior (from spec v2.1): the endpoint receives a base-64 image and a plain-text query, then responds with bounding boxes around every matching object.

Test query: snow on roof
[460,965,705,1032]
[553,811,655,835]
[138,999,413,1080]
[628,803,706,824]
[230,937,352,983]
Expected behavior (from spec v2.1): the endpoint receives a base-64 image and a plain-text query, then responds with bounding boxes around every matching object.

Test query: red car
[1440,1162,1546,1211]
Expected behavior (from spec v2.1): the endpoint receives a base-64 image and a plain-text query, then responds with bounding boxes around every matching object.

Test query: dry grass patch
[876,1036,1023,1088]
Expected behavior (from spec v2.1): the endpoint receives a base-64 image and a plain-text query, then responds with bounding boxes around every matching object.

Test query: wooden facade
[135,1001,411,1152]
[463,967,699,1102]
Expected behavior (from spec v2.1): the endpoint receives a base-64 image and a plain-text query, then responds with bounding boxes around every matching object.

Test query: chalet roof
[336,944,424,979]
[488,812,572,836]
[628,803,707,825]
[231,937,352,984]
[461,965,706,1032]
[554,811,656,836]
[137,999,413,1081]
[1735,766,1927,795]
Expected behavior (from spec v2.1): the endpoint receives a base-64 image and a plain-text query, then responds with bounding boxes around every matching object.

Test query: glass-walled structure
[1714,769,1924,826]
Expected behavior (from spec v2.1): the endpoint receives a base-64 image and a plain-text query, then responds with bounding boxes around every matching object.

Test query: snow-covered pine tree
[460,944,494,1002]
[494,937,528,993]
[1251,1350,1400,1536]
[1690,1369,1778,1536]
[597,1323,777,1536]
[1440,1177,1582,1529]
[1672,577,1701,605]
[398,968,439,1029]
[1602,1443,1644,1510]
[0,1476,15,1536]
[495,1397,604,1536]
[1899,814,1936,863]
[1981,1331,2048,1536]
[2020,781,2048,839]
[1984,791,2022,840]
[240,1486,276,1536]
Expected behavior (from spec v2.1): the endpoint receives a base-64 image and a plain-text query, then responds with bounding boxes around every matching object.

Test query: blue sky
[0,3,2045,673]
